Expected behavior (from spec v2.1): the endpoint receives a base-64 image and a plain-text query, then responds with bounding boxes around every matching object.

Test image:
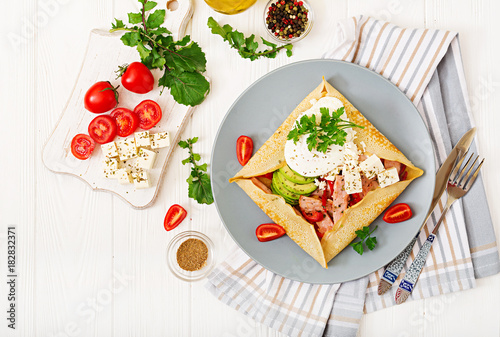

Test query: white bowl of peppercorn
[264,0,313,43]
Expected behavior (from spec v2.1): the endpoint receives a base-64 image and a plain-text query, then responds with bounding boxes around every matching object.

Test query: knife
[377,127,476,295]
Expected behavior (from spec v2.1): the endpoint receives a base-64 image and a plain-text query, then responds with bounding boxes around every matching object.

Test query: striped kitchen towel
[206,16,500,337]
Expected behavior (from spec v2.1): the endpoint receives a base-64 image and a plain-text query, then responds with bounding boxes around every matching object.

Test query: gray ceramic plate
[211,59,435,284]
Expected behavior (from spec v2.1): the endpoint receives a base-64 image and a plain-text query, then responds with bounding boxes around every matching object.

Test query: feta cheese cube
[314,178,326,190]
[359,154,385,179]
[136,148,157,170]
[150,132,170,149]
[342,142,360,171]
[132,170,151,189]
[134,131,151,148]
[344,169,363,194]
[377,167,400,188]
[116,138,138,161]
[116,168,133,184]
[103,158,120,179]
[101,142,118,158]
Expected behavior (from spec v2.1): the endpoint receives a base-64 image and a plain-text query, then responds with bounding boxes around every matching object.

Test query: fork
[395,152,484,304]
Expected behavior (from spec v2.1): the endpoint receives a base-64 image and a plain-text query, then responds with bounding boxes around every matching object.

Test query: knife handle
[378,235,418,295]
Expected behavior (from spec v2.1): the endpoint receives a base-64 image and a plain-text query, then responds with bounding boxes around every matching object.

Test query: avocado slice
[279,165,316,184]
[272,172,300,204]
[277,171,318,195]
[271,181,298,205]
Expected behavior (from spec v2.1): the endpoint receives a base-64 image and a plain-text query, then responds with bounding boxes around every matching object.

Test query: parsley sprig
[110,0,210,106]
[179,137,214,205]
[349,226,378,255]
[207,17,293,61]
[287,107,364,153]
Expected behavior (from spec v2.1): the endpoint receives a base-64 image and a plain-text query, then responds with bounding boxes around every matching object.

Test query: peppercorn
[266,0,309,40]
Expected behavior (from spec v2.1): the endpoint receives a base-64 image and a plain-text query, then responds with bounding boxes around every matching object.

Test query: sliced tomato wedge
[88,115,117,144]
[302,210,324,223]
[383,203,413,223]
[133,99,162,130]
[256,223,286,242]
[164,204,188,231]
[349,193,363,206]
[71,134,95,160]
[110,108,140,137]
[257,172,274,180]
[236,135,253,166]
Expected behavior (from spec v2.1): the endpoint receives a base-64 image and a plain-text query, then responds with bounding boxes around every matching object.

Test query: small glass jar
[204,0,258,15]
[166,231,216,282]
[263,0,313,44]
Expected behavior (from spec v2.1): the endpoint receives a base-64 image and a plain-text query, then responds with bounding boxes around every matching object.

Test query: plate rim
[210,59,435,284]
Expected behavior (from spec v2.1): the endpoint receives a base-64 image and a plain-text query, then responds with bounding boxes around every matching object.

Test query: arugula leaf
[349,226,378,255]
[111,0,209,106]
[207,17,293,61]
[179,137,214,205]
[287,107,365,153]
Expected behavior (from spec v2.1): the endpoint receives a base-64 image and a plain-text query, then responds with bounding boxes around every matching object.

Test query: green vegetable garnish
[207,17,293,61]
[110,0,210,107]
[178,137,214,205]
[287,107,364,153]
[349,226,378,255]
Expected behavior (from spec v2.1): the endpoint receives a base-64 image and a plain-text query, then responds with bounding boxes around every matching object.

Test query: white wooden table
[2,0,500,336]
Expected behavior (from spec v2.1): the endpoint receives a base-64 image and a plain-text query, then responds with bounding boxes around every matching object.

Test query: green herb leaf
[165,42,207,73]
[112,19,125,29]
[208,17,293,61]
[146,9,165,29]
[366,236,377,251]
[179,138,214,205]
[128,12,143,24]
[121,32,142,47]
[350,242,364,255]
[159,71,210,107]
[350,225,378,255]
[144,1,157,11]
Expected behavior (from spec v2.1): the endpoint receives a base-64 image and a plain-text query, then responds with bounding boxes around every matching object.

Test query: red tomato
[84,81,119,114]
[71,134,95,160]
[256,223,286,242]
[133,100,162,130]
[236,136,253,166]
[88,115,117,144]
[164,204,188,231]
[301,210,324,223]
[110,108,140,137]
[257,172,274,180]
[383,203,413,223]
[349,193,363,206]
[315,228,324,239]
[119,62,155,94]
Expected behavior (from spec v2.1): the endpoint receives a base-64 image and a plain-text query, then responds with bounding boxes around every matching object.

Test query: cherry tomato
[71,134,95,160]
[88,115,117,144]
[84,81,119,114]
[383,203,413,223]
[349,193,363,206]
[133,100,162,130]
[110,108,140,137]
[164,204,188,231]
[256,223,286,242]
[236,135,253,166]
[301,210,324,223]
[257,172,274,180]
[118,62,155,94]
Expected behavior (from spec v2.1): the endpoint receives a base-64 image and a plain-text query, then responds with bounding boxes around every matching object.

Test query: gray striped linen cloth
[206,16,500,337]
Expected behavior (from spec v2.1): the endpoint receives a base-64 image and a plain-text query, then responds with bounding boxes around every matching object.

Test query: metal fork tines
[395,152,484,304]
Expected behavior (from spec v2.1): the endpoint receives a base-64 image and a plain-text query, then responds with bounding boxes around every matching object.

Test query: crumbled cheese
[134,131,151,148]
[323,166,341,181]
[103,158,120,179]
[342,142,360,172]
[101,142,118,158]
[150,132,170,149]
[136,148,157,170]
[116,138,138,161]
[360,141,367,152]
[132,170,151,189]
[344,169,363,194]
[377,167,400,188]
[314,179,326,190]
[116,168,133,184]
[359,154,385,179]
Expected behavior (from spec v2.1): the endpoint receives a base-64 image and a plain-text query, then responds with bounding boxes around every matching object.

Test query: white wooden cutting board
[43,0,196,209]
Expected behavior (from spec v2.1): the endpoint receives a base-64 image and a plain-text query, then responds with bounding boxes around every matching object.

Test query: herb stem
[142,0,148,34]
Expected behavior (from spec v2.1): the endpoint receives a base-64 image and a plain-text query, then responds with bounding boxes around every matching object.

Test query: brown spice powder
[176,238,208,271]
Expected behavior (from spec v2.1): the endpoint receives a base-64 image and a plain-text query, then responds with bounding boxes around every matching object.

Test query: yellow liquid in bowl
[204,0,258,15]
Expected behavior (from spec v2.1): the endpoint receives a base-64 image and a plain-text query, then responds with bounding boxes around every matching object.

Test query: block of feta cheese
[377,167,400,188]
[359,154,385,179]
[136,148,157,170]
[134,131,150,148]
[101,142,118,158]
[103,158,120,179]
[132,170,151,189]
[342,142,360,171]
[150,132,170,149]
[344,169,363,194]
[116,138,138,161]
[116,168,133,184]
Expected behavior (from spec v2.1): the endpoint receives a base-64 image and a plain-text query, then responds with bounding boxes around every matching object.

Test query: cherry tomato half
[71,134,95,160]
[383,203,413,223]
[236,135,253,166]
[133,100,162,130]
[84,81,119,114]
[119,62,155,94]
[110,108,140,137]
[257,172,274,180]
[349,193,363,207]
[164,204,188,231]
[88,115,117,144]
[256,223,286,242]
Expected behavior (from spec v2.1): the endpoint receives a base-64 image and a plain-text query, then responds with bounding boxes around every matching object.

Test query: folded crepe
[230,78,423,268]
